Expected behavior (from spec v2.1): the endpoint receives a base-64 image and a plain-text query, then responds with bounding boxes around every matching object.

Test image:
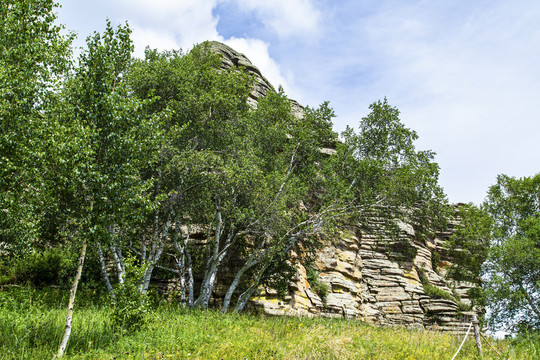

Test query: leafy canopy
[483,173,540,332]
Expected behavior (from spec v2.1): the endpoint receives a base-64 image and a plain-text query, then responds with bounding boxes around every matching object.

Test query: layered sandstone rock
[250,213,479,333]
[205,41,304,119]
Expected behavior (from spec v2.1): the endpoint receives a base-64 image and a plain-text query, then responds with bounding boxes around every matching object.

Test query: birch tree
[0,0,72,254]
[51,21,162,356]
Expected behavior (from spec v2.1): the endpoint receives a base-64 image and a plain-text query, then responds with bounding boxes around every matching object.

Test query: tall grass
[0,288,536,359]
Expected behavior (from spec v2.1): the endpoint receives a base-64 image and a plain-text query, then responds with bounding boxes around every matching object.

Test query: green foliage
[417,267,429,285]
[127,44,345,309]
[423,284,456,302]
[0,0,73,253]
[386,238,418,263]
[431,250,441,272]
[481,173,540,332]
[306,265,329,301]
[56,20,162,241]
[11,250,76,287]
[257,250,297,300]
[447,204,491,282]
[111,254,149,332]
[417,267,470,311]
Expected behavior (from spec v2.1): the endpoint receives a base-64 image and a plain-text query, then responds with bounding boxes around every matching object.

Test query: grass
[0,287,536,359]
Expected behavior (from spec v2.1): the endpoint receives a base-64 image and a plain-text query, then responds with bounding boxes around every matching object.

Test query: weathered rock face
[205,41,305,119]
[250,214,479,333]
[207,41,480,332]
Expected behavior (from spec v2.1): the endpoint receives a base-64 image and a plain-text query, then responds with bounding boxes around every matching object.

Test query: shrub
[111,254,150,332]
[423,284,455,302]
[431,251,440,272]
[306,266,329,301]
[417,267,429,285]
[10,249,76,287]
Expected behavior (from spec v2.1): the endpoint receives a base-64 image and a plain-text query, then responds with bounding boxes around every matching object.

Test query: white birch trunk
[186,250,194,307]
[55,240,87,358]
[140,215,171,293]
[96,242,115,301]
[222,244,266,312]
[194,210,223,308]
[112,244,125,284]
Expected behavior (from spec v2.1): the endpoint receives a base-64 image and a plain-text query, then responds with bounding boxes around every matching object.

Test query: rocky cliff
[206,41,304,118]
[207,42,480,332]
[249,213,478,333]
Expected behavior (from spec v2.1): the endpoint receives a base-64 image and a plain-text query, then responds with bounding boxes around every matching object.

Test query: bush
[306,266,329,301]
[423,284,455,302]
[417,267,472,311]
[111,254,150,332]
[9,249,76,287]
[431,251,440,272]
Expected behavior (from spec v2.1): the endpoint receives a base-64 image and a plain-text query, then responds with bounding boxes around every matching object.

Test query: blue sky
[57,0,540,205]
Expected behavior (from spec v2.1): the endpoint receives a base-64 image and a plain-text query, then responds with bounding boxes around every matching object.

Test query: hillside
[0,287,530,360]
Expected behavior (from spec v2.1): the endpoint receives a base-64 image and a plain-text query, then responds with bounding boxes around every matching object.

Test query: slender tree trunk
[112,244,125,284]
[194,211,223,308]
[55,240,87,358]
[235,283,260,313]
[222,264,248,313]
[176,253,186,304]
[185,250,194,307]
[222,249,264,312]
[96,242,115,301]
[140,216,171,293]
[234,266,268,313]
[174,223,195,307]
[228,236,298,313]
[140,262,155,294]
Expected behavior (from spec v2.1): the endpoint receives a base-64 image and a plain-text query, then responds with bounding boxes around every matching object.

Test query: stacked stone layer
[250,217,478,333]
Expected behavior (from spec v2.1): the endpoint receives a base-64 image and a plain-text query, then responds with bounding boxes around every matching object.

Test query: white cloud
[112,0,301,99]
[117,0,222,53]
[129,27,182,58]
[233,0,321,38]
[116,0,301,99]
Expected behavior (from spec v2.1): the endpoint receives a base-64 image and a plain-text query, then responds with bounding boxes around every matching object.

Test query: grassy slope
[0,288,536,359]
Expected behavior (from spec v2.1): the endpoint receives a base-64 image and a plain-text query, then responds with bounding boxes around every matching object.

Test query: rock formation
[249,213,479,333]
[205,41,304,118]
[207,41,480,332]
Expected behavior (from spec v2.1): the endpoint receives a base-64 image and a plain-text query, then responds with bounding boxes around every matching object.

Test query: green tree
[483,173,540,332]
[338,98,449,240]
[126,44,255,301]
[0,0,72,254]
[447,204,491,282]
[127,45,343,311]
[49,21,163,356]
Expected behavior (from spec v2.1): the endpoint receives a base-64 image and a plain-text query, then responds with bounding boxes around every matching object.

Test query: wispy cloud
[336,1,540,203]
[232,0,322,38]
